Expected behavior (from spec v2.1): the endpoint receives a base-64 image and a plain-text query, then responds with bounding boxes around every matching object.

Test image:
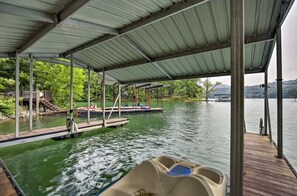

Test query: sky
[210,2,297,86]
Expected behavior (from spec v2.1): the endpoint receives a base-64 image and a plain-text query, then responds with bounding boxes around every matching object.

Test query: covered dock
[0,0,296,195]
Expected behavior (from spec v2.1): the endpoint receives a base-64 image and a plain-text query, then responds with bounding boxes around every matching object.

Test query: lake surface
[0,99,296,195]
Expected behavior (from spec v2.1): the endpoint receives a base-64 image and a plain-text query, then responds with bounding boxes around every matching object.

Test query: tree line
[0,59,219,115]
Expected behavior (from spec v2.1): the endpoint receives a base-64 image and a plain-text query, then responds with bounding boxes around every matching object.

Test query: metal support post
[70,55,74,133]
[230,0,244,195]
[118,84,122,118]
[87,65,91,123]
[276,27,283,158]
[264,70,268,135]
[15,53,20,137]
[29,54,33,131]
[102,69,106,126]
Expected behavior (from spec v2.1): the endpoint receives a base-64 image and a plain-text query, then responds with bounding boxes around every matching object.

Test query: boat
[101,156,227,196]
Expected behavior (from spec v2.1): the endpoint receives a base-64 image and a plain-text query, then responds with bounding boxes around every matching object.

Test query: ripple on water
[3,101,296,195]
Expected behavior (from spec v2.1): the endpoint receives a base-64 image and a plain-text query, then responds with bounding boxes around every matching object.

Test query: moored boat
[101,156,227,196]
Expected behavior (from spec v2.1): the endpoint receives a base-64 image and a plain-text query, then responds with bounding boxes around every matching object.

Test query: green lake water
[0,100,296,195]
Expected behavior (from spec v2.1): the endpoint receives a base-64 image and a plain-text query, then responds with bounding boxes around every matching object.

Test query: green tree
[0,96,15,116]
[0,58,86,109]
[34,60,86,108]
[0,58,31,90]
[171,79,202,99]
[199,78,221,102]
[0,78,14,90]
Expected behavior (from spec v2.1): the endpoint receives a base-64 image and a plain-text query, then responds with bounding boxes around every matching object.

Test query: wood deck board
[244,133,297,196]
[0,118,129,144]
[0,168,17,196]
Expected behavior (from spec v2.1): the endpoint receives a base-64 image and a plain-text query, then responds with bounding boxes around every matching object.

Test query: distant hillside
[210,79,297,98]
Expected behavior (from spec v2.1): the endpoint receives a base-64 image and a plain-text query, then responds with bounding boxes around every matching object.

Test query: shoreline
[0,109,36,123]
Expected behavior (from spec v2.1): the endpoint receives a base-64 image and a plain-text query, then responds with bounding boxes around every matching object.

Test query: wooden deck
[0,167,17,196]
[0,159,23,196]
[0,118,129,147]
[244,133,297,196]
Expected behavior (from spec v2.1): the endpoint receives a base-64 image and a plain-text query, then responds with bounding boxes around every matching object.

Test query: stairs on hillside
[40,99,61,111]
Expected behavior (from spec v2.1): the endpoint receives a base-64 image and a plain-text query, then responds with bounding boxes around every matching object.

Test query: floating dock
[243,133,297,195]
[0,118,129,147]
[77,107,163,117]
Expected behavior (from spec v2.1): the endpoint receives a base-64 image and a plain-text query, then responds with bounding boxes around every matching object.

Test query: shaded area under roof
[0,0,294,84]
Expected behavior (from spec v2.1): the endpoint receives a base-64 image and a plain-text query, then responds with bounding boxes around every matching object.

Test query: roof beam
[135,83,151,89]
[0,53,60,58]
[0,2,118,35]
[278,0,295,27]
[95,33,275,72]
[121,35,172,79]
[62,0,210,56]
[0,53,10,58]
[16,0,94,55]
[0,2,55,23]
[36,58,87,69]
[63,19,119,35]
[120,68,264,84]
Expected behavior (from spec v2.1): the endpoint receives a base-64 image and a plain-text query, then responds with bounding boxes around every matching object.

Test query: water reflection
[0,100,296,195]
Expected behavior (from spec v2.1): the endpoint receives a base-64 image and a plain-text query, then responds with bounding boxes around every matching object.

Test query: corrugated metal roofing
[0,14,43,52]
[0,0,69,14]
[74,37,146,69]
[0,0,294,83]
[106,41,274,83]
[73,0,180,29]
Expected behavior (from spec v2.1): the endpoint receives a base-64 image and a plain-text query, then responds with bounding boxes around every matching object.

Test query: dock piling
[70,54,74,133]
[87,65,91,123]
[15,52,20,138]
[230,0,245,195]
[276,27,283,158]
[29,53,33,131]
[102,69,106,127]
[118,84,121,118]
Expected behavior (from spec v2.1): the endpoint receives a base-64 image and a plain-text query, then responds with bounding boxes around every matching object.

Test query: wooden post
[36,90,40,115]
[230,0,244,195]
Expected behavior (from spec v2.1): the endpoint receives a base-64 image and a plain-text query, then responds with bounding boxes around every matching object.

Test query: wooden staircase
[40,99,61,111]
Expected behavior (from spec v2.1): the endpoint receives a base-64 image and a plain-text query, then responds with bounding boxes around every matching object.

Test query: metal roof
[0,0,294,84]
